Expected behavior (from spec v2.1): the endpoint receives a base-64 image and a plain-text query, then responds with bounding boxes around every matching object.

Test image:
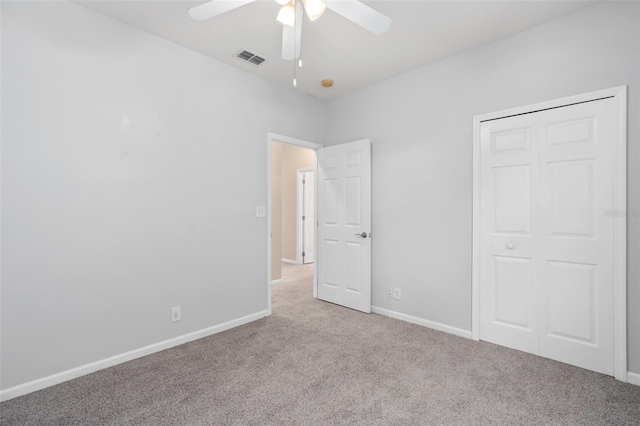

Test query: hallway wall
[271,143,284,281]
[281,145,315,262]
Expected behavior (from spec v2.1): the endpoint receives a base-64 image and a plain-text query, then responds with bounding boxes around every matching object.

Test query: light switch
[256,206,266,218]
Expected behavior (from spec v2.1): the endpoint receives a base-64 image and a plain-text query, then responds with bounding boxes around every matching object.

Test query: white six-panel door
[480,111,540,355]
[317,140,371,313]
[480,98,616,375]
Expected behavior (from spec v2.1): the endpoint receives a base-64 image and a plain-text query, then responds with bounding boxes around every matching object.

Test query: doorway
[266,134,374,316]
[472,86,627,380]
[267,133,322,315]
[271,143,315,268]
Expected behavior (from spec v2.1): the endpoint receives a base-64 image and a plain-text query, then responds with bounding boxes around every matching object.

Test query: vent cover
[235,50,266,66]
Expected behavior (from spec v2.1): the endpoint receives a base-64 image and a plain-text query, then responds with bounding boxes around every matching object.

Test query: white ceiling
[77,0,595,101]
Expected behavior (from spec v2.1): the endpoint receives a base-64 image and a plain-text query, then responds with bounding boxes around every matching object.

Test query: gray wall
[1,1,324,389]
[324,1,640,373]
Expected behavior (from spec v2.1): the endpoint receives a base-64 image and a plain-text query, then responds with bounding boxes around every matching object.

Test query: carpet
[2,262,639,425]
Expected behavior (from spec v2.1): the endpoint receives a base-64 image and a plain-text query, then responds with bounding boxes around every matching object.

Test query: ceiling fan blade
[281,4,303,61]
[324,0,391,35]
[188,0,257,21]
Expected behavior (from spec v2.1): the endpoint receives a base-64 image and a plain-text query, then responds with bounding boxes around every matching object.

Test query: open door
[317,140,371,313]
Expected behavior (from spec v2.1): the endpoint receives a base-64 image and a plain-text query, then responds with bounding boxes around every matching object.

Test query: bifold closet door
[479,98,616,376]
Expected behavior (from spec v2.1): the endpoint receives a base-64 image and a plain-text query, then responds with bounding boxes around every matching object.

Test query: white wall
[1,1,324,390]
[325,1,640,373]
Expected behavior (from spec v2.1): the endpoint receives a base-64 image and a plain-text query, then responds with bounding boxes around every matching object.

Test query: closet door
[480,98,616,375]
[479,113,539,355]
[537,99,615,375]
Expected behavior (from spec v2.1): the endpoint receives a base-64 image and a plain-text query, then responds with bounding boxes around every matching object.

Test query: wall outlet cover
[393,288,401,300]
[171,306,181,322]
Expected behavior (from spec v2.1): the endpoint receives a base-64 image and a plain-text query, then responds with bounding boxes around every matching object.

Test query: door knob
[355,232,368,238]
[506,243,514,250]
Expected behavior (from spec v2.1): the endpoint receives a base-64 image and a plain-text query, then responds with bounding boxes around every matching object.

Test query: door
[302,170,315,264]
[317,140,371,313]
[480,98,616,375]
[479,111,539,355]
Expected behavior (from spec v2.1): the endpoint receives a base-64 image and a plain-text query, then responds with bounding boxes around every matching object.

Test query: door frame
[471,86,628,381]
[297,167,315,265]
[267,133,323,316]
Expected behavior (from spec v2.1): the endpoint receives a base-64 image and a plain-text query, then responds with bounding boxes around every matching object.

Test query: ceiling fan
[188,0,392,63]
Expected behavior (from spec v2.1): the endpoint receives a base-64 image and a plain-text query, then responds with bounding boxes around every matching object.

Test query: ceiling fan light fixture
[303,0,325,21]
[277,3,296,27]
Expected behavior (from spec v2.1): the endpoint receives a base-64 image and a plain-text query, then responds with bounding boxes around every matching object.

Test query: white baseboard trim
[0,310,268,402]
[281,258,298,264]
[372,306,473,340]
[271,279,283,286]
[628,371,640,386]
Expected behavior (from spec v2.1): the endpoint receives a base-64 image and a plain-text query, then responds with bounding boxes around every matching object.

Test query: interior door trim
[471,86,628,382]
[297,167,314,265]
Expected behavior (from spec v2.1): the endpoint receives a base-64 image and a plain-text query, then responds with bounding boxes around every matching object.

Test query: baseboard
[271,279,283,286]
[628,371,640,386]
[0,310,268,402]
[281,258,298,264]
[372,306,473,340]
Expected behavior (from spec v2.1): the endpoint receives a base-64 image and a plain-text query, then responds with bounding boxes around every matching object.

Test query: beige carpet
[2,262,639,425]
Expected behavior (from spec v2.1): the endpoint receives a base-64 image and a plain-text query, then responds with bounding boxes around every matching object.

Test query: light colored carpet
[2,262,639,425]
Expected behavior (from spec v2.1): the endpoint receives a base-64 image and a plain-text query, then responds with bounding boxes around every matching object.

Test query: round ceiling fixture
[321,79,334,88]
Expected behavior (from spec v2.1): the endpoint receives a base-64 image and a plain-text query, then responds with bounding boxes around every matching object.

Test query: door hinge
[302,252,305,257]
[302,215,305,220]
[302,179,305,184]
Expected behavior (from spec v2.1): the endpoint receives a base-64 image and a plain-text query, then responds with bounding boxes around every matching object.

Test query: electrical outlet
[171,306,181,323]
[387,287,393,297]
[255,206,266,218]
[393,288,401,300]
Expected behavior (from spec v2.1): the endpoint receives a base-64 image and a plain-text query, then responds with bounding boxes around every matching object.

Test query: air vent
[235,50,266,67]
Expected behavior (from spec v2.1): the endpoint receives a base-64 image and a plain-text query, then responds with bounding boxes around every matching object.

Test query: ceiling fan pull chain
[293,0,298,86]
[292,27,296,86]
[298,1,303,68]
